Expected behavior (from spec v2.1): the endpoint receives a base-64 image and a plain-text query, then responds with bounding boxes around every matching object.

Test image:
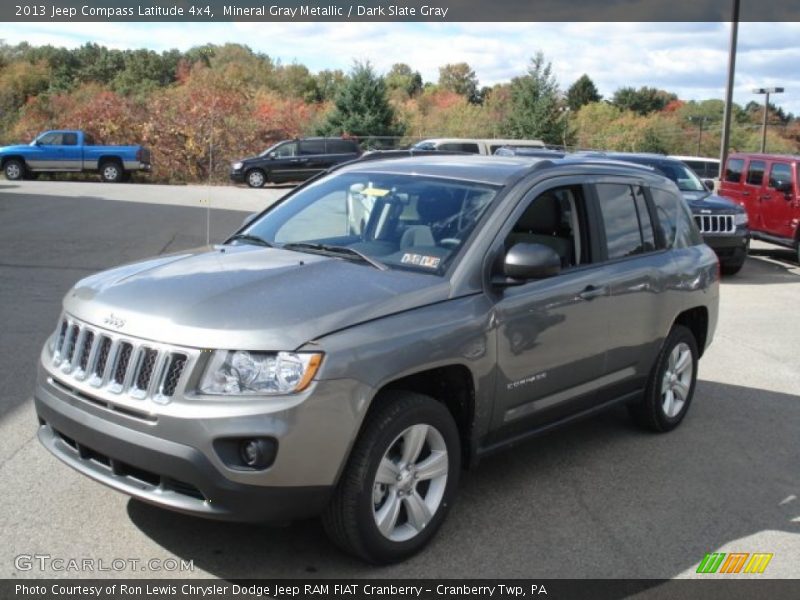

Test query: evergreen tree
[566,74,601,111]
[501,52,562,143]
[612,86,676,116]
[316,62,405,140]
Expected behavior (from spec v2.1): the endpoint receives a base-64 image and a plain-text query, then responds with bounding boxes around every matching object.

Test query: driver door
[491,182,611,434]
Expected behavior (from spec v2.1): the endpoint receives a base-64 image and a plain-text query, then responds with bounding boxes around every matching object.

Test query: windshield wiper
[282,242,388,271]
[227,233,273,247]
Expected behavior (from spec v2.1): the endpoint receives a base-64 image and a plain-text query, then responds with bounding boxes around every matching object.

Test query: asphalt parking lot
[0,181,798,581]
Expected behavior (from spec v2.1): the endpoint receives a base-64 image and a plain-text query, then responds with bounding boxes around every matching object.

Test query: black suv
[577,152,750,275]
[231,137,361,187]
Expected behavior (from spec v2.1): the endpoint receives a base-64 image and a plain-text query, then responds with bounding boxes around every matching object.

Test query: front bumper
[702,230,749,259]
[229,169,245,183]
[33,363,367,522]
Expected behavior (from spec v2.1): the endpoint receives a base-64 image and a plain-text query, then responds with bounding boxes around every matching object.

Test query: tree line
[1,41,797,182]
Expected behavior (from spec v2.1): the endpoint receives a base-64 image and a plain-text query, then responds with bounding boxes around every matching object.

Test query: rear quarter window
[724,158,744,183]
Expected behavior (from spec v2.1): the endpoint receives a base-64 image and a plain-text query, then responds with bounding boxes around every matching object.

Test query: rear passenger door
[297,139,328,178]
[762,161,795,238]
[325,140,360,169]
[744,159,768,229]
[586,180,673,400]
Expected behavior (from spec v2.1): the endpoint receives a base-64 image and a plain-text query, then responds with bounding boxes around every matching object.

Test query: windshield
[654,162,706,192]
[241,171,501,274]
[258,141,284,157]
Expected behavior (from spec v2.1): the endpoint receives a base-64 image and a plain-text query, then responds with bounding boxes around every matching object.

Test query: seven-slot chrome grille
[694,214,736,234]
[51,316,189,404]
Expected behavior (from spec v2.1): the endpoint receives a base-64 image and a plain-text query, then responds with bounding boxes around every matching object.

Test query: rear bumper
[122,160,151,172]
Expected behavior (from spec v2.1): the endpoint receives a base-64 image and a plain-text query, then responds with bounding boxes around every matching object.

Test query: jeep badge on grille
[103,313,125,329]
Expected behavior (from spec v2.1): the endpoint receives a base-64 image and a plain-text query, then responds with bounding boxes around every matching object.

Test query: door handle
[759,195,771,201]
[579,285,607,301]
[741,191,750,196]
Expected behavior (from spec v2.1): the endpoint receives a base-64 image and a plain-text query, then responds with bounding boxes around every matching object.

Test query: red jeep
[720,153,800,263]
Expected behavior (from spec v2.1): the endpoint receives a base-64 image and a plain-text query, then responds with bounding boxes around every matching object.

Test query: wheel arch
[673,306,709,357]
[365,364,477,468]
[1,155,27,168]
[97,155,124,169]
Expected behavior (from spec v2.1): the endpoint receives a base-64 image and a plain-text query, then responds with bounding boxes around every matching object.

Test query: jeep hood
[63,245,450,350]
[682,191,744,213]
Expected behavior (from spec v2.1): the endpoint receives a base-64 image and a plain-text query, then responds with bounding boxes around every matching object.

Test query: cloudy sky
[3,21,799,114]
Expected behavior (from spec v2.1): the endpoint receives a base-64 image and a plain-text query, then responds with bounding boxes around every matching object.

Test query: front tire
[4,159,24,181]
[100,161,123,183]
[629,325,698,432]
[323,391,460,564]
[246,169,266,188]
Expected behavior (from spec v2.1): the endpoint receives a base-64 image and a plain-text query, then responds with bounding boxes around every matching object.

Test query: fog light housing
[214,437,277,471]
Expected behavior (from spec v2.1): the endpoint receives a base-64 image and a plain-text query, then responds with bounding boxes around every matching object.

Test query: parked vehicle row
[35,152,718,564]
[0,130,151,183]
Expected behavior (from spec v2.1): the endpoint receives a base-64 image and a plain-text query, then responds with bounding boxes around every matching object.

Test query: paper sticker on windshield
[402,253,440,268]
[361,187,390,197]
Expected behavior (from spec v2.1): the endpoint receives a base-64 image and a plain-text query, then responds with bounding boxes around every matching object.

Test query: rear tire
[4,159,24,181]
[323,390,460,564]
[100,161,123,183]
[629,325,698,432]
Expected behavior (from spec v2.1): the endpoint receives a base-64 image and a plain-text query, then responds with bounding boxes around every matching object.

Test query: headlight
[199,350,323,395]
[734,212,748,226]
[232,161,243,170]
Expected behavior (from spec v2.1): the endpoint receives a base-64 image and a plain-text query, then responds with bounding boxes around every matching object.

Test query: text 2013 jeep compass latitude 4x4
[34,155,718,564]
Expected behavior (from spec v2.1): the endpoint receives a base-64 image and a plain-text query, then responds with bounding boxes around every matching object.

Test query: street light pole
[719,0,739,172]
[753,87,784,153]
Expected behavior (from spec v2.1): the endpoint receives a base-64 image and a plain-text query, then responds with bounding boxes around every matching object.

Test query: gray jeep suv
[34,155,719,564]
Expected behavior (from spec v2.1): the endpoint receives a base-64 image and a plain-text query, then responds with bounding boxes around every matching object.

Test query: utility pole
[753,87,784,153]
[719,0,740,172]
[689,116,706,155]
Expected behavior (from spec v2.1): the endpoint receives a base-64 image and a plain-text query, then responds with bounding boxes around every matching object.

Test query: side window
[440,143,480,153]
[273,142,297,158]
[38,133,62,145]
[724,158,744,183]
[505,185,587,268]
[62,132,78,146]
[595,183,653,259]
[746,160,766,186]
[327,140,357,154]
[299,140,326,155]
[768,162,792,188]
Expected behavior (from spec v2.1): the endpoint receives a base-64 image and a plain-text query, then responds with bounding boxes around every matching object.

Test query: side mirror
[241,213,258,228]
[702,179,715,192]
[495,243,561,286]
[772,180,793,194]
